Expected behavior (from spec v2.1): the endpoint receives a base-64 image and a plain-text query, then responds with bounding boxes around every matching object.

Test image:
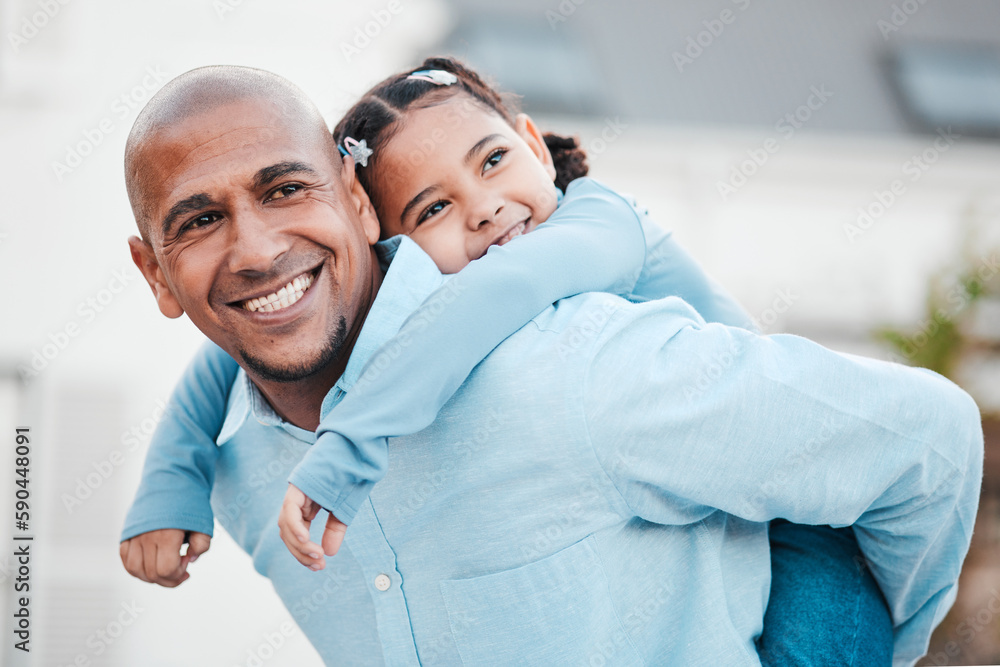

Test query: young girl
[122,57,893,663]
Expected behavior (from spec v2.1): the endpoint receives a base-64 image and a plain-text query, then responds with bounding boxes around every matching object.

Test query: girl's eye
[417,200,449,225]
[181,212,221,233]
[482,148,507,173]
[268,184,302,200]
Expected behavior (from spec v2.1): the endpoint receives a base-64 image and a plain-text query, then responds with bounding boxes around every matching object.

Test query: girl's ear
[339,154,381,246]
[514,113,557,182]
[128,236,184,318]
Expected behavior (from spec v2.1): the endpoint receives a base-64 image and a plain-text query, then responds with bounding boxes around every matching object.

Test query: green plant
[876,254,997,381]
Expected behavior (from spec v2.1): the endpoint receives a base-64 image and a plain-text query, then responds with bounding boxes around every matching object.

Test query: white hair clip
[339,137,373,167]
[407,69,458,86]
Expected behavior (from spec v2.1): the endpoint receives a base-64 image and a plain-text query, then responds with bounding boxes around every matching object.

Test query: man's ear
[340,155,381,246]
[128,236,184,318]
[514,113,557,182]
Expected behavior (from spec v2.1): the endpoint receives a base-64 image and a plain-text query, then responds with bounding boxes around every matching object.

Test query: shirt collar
[216,371,250,445]
[332,235,445,395]
[216,369,316,444]
[319,235,445,419]
[216,235,444,443]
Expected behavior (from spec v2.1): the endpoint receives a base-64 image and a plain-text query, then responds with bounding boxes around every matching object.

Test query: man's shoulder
[526,292,625,335]
[510,292,707,359]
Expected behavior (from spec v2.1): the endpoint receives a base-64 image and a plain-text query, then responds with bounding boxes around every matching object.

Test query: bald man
[120,66,981,666]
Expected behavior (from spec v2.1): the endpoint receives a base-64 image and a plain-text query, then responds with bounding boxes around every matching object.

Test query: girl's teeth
[499,222,526,245]
[243,272,314,313]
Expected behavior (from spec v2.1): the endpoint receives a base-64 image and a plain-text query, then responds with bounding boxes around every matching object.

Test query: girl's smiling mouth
[494,218,530,247]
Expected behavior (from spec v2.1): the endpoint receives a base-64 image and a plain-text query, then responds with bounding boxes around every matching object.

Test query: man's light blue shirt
[205,235,981,666]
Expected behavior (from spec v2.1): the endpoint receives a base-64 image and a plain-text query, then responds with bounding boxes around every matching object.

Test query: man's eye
[482,149,507,173]
[268,184,303,200]
[181,213,221,232]
[417,201,449,225]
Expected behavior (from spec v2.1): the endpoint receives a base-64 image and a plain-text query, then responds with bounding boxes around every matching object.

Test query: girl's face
[372,96,560,274]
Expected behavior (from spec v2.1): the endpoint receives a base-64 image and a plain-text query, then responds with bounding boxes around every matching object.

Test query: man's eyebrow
[252,161,319,190]
[465,134,504,164]
[400,185,439,224]
[161,193,217,237]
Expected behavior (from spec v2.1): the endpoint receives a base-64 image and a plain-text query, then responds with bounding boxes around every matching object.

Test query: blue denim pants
[757,521,893,666]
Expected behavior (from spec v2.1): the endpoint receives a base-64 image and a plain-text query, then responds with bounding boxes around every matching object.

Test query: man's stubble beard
[238,315,348,383]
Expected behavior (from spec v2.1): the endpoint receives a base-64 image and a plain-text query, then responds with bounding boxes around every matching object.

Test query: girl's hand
[119,529,211,587]
[277,483,347,570]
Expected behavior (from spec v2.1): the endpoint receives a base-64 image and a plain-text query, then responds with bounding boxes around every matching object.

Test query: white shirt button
[374,574,391,591]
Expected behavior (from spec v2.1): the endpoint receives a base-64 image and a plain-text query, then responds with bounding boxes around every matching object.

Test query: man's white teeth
[497,221,527,246]
[242,272,314,313]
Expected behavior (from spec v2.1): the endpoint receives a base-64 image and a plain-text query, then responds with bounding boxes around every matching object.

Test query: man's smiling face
[129,96,381,383]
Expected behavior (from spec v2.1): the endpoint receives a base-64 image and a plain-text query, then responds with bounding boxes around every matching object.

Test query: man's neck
[247,252,384,431]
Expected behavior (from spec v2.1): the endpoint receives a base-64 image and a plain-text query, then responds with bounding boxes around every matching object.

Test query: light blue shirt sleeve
[289,178,651,523]
[630,211,757,331]
[120,341,239,541]
[582,298,984,665]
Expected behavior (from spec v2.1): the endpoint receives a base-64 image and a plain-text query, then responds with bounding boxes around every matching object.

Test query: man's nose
[225,207,290,274]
